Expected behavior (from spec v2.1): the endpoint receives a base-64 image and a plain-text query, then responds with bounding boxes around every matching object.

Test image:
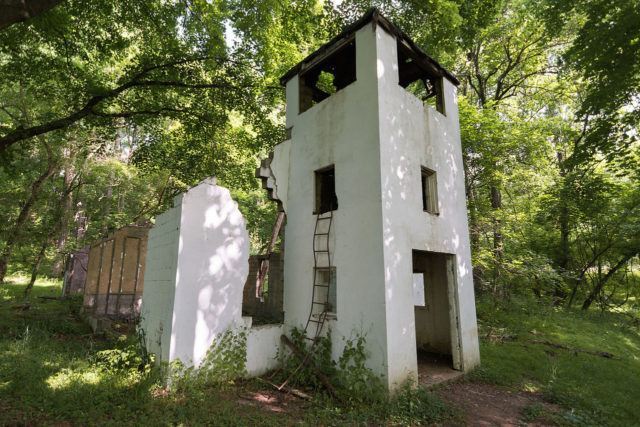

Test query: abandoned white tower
[259,9,480,389]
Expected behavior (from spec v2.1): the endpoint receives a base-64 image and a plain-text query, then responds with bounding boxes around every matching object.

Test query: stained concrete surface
[417,351,464,387]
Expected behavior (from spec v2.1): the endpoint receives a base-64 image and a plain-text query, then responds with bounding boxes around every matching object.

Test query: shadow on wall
[170,178,251,366]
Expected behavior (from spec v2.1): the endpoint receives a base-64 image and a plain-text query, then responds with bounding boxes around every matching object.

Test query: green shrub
[170,329,247,390]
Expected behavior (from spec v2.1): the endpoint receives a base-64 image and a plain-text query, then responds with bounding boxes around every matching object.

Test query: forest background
[0,0,638,313]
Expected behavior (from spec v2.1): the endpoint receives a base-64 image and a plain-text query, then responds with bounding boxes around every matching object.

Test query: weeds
[169,329,247,391]
[9,275,638,425]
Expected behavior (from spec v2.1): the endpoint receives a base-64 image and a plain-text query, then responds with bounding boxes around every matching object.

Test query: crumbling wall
[140,178,282,374]
[242,252,284,323]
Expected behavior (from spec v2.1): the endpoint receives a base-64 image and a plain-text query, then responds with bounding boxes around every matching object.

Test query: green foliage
[0,276,292,425]
[335,333,384,403]
[386,381,456,426]
[95,338,150,375]
[231,188,279,254]
[170,329,247,391]
[273,327,337,392]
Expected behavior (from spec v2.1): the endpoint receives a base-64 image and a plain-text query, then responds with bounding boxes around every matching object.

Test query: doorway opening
[412,250,463,386]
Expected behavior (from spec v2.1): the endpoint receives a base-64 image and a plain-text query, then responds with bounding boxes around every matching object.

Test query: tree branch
[0,0,65,30]
[0,57,283,154]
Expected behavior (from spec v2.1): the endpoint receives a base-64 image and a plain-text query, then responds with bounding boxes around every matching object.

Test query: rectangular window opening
[316,267,337,314]
[315,166,338,214]
[421,167,439,214]
[397,40,446,115]
[299,38,356,114]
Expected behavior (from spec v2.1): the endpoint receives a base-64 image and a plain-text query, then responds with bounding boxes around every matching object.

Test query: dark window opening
[315,166,338,214]
[421,167,439,214]
[397,40,446,115]
[299,38,356,113]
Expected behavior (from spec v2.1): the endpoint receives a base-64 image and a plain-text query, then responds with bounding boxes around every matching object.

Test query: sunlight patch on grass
[46,368,102,390]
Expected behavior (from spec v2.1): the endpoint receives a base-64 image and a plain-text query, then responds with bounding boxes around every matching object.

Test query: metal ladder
[269,210,334,390]
[306,210,334,337]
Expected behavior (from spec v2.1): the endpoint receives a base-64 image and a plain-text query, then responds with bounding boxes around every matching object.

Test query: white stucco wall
[140,201,181,362]
[141,178,282,375]
[273,24,389,378]
[269,21,480,389]
[375,28,480,378]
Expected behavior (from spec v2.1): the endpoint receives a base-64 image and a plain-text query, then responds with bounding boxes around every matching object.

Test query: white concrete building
[259,9,480,389]
[140,9,479,390]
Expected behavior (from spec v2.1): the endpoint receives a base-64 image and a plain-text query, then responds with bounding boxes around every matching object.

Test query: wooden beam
[280,334,337,397]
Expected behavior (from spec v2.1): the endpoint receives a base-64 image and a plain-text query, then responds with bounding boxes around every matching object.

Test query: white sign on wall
[413,273,425,306]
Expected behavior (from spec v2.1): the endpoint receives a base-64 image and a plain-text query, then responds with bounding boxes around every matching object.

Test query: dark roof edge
[279,8,459,87]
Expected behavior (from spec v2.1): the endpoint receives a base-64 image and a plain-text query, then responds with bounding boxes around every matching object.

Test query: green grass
[0,276,292,425]
[0,275,455,426]
[472,295,640,426]
[8,275,636,425]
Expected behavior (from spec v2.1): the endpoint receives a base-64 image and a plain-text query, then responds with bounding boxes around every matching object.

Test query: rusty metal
[271,210,334,389]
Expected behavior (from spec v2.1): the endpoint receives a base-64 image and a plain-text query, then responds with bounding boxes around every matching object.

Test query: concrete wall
[274,24,389,378]
[375,27,480,376]
[268,21,479,389]
[140,178,283,375]
[242,253,284,321]
[140,203,181,362]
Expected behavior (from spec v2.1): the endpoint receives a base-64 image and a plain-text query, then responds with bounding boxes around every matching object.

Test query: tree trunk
[0,0,65,30]
[0,161,57,284]
[555,151,572,300]
[51,160,74,277]
[582,251,639,310]
[24,240,48,297]
[491,185,503,293]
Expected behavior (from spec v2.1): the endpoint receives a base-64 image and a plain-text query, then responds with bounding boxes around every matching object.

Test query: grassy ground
[0,275,455,426]
[2,276,638,425]
[472,295,640,426]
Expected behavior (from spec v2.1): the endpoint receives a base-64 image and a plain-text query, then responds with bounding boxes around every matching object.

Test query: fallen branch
[484,334,514,342]
[281,335,337,398]
[256,378,312,401]
[526,339,619,360]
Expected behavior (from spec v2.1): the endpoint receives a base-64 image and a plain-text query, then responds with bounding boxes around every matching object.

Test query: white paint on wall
[266,21,480,389]
[140,178,282,375]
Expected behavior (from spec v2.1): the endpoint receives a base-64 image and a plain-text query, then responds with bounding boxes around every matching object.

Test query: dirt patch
[436,382,561,426]
[235,386,310,417]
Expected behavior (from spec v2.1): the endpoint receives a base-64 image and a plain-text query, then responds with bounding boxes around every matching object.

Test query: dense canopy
[0,0,638,312]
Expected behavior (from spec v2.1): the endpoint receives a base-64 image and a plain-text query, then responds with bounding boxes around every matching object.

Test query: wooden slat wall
[82,226,149,320]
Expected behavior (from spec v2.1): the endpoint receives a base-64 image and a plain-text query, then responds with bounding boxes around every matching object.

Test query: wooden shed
[83,225,149,320]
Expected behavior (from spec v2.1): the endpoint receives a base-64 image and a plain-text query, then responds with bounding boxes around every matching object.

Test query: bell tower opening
[299,37,356,113]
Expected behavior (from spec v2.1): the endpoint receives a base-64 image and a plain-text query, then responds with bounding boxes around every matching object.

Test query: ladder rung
[314,232,329,236]
[316,217,331,220]
[314,284,329,288]
[315,250,329,253]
